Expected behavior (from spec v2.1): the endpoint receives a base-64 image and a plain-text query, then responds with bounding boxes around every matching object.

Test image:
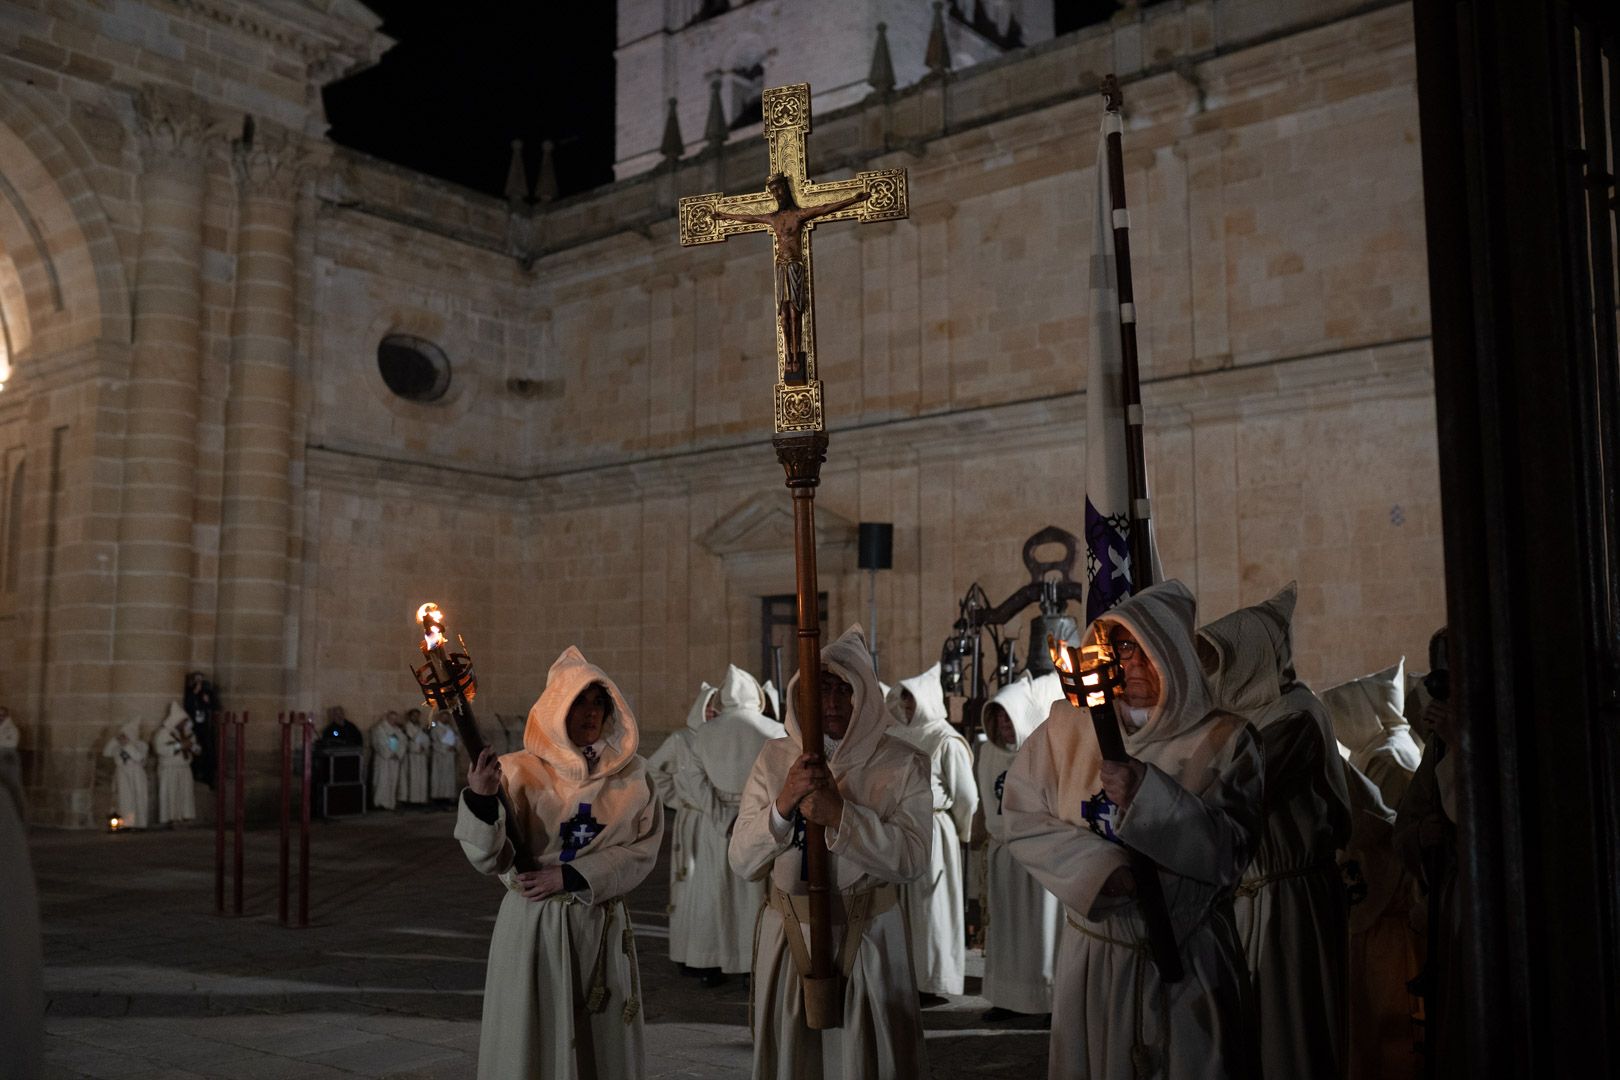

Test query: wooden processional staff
[678,83,909,1029]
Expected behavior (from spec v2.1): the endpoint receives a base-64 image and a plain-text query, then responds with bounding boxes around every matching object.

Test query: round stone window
[377,334,452,402]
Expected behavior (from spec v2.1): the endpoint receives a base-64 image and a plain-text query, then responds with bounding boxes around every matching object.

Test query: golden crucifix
[678,83,908,434]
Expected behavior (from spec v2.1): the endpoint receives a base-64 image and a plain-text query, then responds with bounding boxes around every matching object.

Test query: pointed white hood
[524,646,639,783]
[685,682,717,731]
[886,662,966,759]
[1084,580,1216,749]
[1197,582,1297,716]
[761,679,781,721]
[692,664,780,794]
[986,671,1061,752]
[159,702,189,734]
[1322,658,1407,755]
[1198,582,1350,836]
[784,625,889,772]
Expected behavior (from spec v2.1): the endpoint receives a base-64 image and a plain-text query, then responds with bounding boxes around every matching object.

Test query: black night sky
[323,1,619,202]
[322,2,1126,202]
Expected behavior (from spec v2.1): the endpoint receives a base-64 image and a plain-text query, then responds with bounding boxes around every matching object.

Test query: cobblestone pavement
[33,808,1050,1078]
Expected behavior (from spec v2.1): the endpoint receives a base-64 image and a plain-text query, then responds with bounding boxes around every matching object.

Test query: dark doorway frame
[1413,0,1620,1073]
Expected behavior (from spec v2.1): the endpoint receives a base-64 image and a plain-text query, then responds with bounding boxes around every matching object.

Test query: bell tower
[613,0,1053,179]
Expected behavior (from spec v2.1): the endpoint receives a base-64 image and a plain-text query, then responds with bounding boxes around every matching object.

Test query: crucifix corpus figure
[679,82,907,433]
[710,174,869,384]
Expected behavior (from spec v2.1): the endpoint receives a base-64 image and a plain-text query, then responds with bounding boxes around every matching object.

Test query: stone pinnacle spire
[503,138,528,208]
[660,97,685,165]
[868,22,895,95]
[705,77,728,152]
[925,2,951,77]
[536,139,558,203]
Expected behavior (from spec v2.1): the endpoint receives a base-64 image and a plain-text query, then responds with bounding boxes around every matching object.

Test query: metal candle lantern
[409,603,534,871]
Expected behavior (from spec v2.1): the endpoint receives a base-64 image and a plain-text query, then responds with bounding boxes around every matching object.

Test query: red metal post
[279,712,290,926]
[299,712,313,928]
[233,711,246,916]
[214,711,226,914]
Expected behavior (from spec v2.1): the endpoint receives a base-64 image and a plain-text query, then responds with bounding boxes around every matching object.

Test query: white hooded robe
[153,702,198,824]
[645,683,713,967]
[729,625,933,1080]
[429,715,460,801]
[1004,581,1264,1080]
[1198,583,1352,1080]
[370,717,405,811]
[885,662,978,997]
[1323,659,1423,811]
[103,722,150,828]
[977,671,1066,1014]
[402,715,430,804]
[678,665,778,973]
[456,646,664,1080]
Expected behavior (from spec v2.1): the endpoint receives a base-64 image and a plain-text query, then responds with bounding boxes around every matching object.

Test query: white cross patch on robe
[558,802,603,863]
[1081,789,1123,844]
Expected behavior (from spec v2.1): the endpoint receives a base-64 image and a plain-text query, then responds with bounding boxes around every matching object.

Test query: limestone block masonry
[0,0,1442,826]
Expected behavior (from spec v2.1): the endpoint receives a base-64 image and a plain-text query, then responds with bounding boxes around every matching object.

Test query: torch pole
[214,710,225,914]
[775,430,839,1030]
[300,712,312,928]
[234,712,246,916]
[279,712,290,926]
[1102,75,1155,591]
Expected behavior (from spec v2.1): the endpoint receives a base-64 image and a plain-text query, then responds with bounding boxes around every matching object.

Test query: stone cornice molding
[160,0,389,64]
[301,337,1435,511]
[234,122,307,200]
[134,85,224,167]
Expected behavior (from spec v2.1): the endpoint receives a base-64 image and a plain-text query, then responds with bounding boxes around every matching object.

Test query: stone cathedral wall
[0,0,1441,824]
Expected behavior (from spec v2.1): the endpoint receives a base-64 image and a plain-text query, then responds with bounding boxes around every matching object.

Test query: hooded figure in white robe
[977,671,1065,1016]
[370,713,406,810]
[730,625,933,1080]
[885,662,978,998]
[401,710,430,804]
[1197,583,1352,1079]
[646,682,715,968]
[678,665,778,976]
[153,702,199,825]
[1003,581,1264,1080]
[103,721,150,828]
[1323,660,1422,811]
[429,711,460,801]
[457,645,664,1080]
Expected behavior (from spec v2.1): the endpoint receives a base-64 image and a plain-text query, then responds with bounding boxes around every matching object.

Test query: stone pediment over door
[697,490,857,597]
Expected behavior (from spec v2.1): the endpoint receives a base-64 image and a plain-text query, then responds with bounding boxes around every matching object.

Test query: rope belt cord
[1067,913,1170,1080]
[620,905,642,1024]
[585,897,624,1014]
[1233,860,1338,899]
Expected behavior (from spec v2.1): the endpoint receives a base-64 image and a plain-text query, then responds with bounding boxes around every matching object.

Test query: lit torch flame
[1049,634,1116,709]
[418,602,448,652]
